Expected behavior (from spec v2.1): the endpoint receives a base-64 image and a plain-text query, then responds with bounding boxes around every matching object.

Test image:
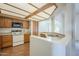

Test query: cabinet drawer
[2,35,12,43]
[3,38,12,43]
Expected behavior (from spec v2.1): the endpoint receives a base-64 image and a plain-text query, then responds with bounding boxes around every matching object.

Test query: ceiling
[0,3,57,21]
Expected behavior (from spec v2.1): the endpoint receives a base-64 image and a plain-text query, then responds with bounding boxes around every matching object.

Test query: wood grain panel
[2,35,13,48]
[2,42,12,48]
[0,35,2,49]
[2,35,12,43]
[32,21,38,35]
[0,16,30,28]
[0,17,5,28]
[4,18,12,28]
[0,17,12,28]
[24,34,30,43]
[23,21,29,29]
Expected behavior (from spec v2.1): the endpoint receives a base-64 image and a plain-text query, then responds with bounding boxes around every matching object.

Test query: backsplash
[23,29,31,34]
[0,28,30,35]
[0,28,11,34]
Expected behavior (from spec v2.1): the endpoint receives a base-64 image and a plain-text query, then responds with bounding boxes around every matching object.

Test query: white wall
[73,4,79,56]
[51,4,73,56]
[64,4,74,56]
[74,4,79,41]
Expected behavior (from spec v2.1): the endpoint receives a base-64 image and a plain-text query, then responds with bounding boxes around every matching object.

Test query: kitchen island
[30,33,70,56]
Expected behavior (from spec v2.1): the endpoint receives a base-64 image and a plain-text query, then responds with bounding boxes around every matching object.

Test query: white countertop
[31,35,71,46]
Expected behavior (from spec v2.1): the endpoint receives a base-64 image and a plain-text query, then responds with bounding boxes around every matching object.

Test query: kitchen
[0,3,72,56]
[0,3,56,56]
[0,3,79,56]
[0,15,30,55]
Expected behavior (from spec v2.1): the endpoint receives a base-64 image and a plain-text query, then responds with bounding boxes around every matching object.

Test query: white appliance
[11,22,24,46]
[12,28,24,46]
[13,35,24,46]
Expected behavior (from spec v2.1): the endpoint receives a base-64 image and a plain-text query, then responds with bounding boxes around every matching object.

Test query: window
[54,11,64,34]
[38,19,51,32]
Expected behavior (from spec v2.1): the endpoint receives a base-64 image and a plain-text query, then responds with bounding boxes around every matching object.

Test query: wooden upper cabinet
[4,18,12,28]
[0,17,12,28]
[0,17,29,28]
[23,21,29,29]
[0,17,5,28]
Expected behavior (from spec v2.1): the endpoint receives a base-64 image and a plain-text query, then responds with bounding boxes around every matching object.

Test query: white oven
[13,34,24,46]
[12,28,24,46]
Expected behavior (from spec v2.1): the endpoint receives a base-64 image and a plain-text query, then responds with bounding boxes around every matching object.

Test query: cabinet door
[4,18,12,28]
[32,21,38,35]
[0,17,5,28]
[2,35,12,48]
[0,36,2,48]
[0,17,12,28]
[24,34,30,43]
[23,21,29,29]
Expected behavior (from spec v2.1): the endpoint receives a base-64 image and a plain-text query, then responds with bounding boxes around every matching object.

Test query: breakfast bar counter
[30,34,70,56]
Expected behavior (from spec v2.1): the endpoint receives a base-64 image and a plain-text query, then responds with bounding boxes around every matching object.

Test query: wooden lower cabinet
[24,34,30,43]
[2,35,13,48]
[0,35,13,48]
[0,36,2,49]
